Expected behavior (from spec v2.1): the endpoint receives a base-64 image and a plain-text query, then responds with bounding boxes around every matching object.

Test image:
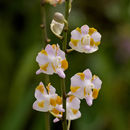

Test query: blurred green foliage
[0,0,130,130]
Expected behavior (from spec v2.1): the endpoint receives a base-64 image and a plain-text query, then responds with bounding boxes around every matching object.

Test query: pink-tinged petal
[36,69,42,75]
[57,47,65,59]
[55,105,65,112]
[47,84,56,94]
[36,53,49,66]
[83,69,92,79]
[71,29,81,40]
[91,31,101,42]
[40,63,55,75]
[68,96,81,110]
[71,74,83,87]
[66,109,81,120]
[45,44,55,56]
[35,83,48,101]
[38,82,47,94]
[85,46,98,53]
[56,69,65,78]
[84,45,91,52]
[33,100,49,112]
[67,91,72,96]
[70,75,84,99]
[85,96,93,106]
[53,118,60,123]
[92,76,102,89]
[81,25,89,34]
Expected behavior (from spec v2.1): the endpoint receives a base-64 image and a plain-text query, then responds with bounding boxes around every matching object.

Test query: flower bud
[54,12,65,24]
[50,12,65,39]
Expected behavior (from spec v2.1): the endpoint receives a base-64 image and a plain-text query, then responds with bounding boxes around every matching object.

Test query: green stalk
[63,0,70,51]
[41,0,50,46]
[41,1,50,130]
[61,78,67,130]
[61,0,71,130]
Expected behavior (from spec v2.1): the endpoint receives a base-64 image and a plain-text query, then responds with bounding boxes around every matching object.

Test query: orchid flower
[66,95,81,120]
[69,25,101,53]
[33,82,64,118]
[53,95,81,123]
[70,69,102,106]
[36,44,68,78]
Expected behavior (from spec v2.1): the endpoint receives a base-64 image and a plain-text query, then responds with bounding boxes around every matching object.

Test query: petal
[53,118,60,123]
[85,95,93,106]
[84,46,98,53]
[45,44,56,56]
[67,96,80,110]
[55,105,65,112]
[70,74,85,99]
[56,69,65,78]
[70,38,80,47]
[91,31,101,42]
[83,69,92,79]
[71,74,84,87]
[81,25,89,34]
[36,69,42,75]
[92,75,102,89]
[66,108,81,120]
[92,89,99,99]
[33,100,49,112]
[83,45,91,52]
[36,52,49,66]
[46,83,56,94]
[57,47,65,59]
[35,82,47,101]
[71,29,81,40]
[50,108,62,118]
[61,59,68,70]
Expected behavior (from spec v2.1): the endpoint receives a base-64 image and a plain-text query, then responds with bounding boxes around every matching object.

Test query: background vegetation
[0,0,130,130]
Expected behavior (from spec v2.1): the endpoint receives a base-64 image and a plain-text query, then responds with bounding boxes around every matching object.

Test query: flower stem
[61,0,71,130]
[41,0,50,46]
[67,120,71,130]
[62,0,70,51]
[41,1,50,130]
[61,78,67,130]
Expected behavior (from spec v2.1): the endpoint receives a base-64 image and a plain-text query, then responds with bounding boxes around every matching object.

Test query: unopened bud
[53,12,64,24]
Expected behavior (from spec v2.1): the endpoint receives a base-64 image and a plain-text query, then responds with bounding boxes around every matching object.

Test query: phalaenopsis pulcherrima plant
[32,0,102,130]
